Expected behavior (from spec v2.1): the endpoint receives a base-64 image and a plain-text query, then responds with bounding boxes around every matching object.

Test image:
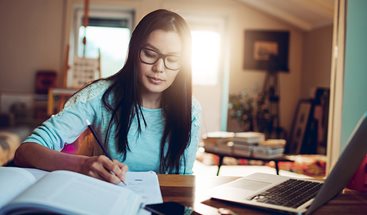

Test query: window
[185,15,228,132]
[187,16,224,86]
[74,8,133,78]
[191,30,221,85]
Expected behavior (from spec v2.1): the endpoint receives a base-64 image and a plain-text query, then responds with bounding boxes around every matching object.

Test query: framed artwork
[244,30,290,72]
[288,99,312,154]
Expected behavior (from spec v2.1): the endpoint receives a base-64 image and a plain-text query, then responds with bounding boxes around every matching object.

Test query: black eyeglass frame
[139,47,181,71]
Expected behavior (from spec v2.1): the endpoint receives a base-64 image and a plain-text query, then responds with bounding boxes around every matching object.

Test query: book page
[0,167,37,208]
[120,171,163,204]
[2,170,143,215]
[22,168,48,180]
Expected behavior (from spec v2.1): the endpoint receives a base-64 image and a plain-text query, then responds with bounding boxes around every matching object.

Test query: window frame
[184,15,226,86]
[73,7,134,58]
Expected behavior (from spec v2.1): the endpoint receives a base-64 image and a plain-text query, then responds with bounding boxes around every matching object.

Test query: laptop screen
[306,112,367,214]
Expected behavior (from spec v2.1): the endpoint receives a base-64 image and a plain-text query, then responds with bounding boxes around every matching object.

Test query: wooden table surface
[158,174,367,215]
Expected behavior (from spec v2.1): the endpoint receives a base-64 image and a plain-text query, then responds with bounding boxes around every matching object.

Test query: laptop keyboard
[250,179,323,208]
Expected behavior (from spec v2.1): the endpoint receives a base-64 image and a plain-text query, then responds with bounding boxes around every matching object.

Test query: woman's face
[138,30,182,97]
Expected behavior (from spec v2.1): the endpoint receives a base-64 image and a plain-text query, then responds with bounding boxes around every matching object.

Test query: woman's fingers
[96,156,123,184]
[113,160,128,181]
[82,155,128,184]
[96,165,122,184]
[88,170,104,181]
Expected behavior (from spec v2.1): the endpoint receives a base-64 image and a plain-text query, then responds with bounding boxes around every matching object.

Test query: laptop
[210,112,367,214]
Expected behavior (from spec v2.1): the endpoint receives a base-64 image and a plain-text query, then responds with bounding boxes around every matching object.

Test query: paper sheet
[120,171,163,205]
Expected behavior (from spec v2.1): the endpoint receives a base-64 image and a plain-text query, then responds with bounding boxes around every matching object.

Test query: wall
[0,0,65,93]
[301,25,333,98]
[0,0,305,135]
[341,0,367,150]
[228,8,304,134]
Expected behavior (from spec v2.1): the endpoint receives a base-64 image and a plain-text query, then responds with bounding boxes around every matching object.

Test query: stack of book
[202,131,235,154]
[252,139,286,159]
[203,131,286,159]
[203,131,235,144]
[232,132,265,156]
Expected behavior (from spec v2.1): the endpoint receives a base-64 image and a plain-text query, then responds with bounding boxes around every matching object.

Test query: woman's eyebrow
[144,44,181,56]
[144,44,158,50]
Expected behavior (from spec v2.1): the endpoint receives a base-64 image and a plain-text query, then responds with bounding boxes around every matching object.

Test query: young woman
[14,9,201,184]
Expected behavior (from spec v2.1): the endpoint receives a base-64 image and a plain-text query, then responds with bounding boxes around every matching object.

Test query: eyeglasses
[139,47,181,71]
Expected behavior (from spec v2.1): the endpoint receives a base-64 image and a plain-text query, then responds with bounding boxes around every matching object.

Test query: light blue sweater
[24,80,201,174]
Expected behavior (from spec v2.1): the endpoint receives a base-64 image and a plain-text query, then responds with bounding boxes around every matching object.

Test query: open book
[0,167,163,215]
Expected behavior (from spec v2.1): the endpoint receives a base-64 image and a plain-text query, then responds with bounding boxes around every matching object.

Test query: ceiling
[237,0,335,31]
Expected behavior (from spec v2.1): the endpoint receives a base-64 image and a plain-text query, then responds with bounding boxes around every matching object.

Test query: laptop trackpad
[211,179,273,200]
[230,179,271,191]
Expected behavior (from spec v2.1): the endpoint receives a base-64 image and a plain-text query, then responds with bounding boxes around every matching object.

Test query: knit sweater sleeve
[23,81,109,150]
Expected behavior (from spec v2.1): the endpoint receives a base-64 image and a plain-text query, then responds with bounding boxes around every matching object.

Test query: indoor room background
[2,0,357,174]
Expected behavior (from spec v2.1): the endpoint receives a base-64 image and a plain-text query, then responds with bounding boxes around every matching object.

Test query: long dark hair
[101,9,192,174]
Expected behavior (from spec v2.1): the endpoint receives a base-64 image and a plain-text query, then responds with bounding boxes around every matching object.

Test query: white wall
[0,0,65,93]
[301,25,333,98]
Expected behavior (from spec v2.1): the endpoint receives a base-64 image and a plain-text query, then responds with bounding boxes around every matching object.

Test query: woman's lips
[147,76,163,84]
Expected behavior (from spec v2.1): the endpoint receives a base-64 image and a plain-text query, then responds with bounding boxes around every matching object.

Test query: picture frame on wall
[244,30,290,72]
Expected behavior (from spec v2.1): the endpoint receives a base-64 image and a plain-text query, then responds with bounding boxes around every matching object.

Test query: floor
[192,160,312,179]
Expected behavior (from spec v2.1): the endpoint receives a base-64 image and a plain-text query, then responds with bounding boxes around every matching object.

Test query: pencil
[85,119,111,159]
[85,119,127,185]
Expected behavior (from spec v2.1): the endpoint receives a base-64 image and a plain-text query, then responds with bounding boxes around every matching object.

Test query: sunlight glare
[192,30,221,85]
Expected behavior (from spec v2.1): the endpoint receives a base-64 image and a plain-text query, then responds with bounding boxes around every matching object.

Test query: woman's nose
[153,58,165,73]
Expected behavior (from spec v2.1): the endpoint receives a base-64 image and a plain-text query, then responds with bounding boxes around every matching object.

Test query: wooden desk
[158,174,367,215]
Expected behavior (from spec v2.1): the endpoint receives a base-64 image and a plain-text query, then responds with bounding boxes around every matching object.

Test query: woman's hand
[14,143,128,184]
[80,155,128,184]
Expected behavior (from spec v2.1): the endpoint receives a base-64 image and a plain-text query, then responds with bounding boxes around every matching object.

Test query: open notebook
[0,168,162,215]
[211,112,367,214]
